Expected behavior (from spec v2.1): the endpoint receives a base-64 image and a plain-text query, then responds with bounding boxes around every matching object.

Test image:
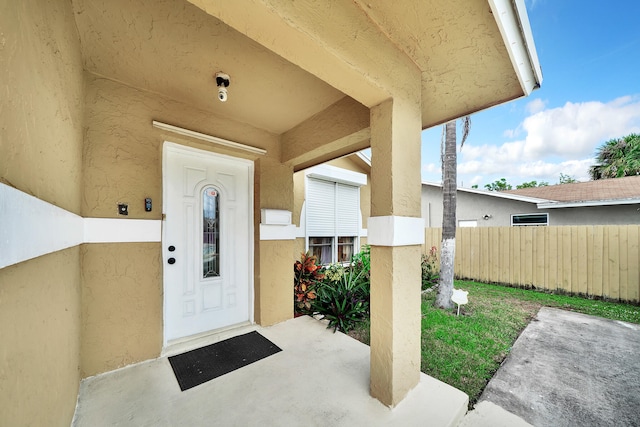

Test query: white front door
[163,142,253,344]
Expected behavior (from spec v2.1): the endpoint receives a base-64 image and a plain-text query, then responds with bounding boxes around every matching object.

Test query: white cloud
[422,162,441,175]
[460,96,640,169]
[525,98,547,114]
[502,128,519,138]
[458,157,594,186]
[521,96,640,159]
[424,95,640,186]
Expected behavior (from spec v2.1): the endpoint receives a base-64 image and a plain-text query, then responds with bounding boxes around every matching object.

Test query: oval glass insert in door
[202,187,220,278]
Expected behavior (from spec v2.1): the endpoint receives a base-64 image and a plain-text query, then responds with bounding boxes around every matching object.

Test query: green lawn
[348,280,640,407]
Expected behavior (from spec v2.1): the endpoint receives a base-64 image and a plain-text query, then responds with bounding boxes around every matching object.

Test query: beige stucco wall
[80,243,163,377]
[0,1,85,426]
[0,248,82,427]
[0,1,84,213]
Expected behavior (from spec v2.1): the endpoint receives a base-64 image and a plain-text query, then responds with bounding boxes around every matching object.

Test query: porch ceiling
[71,0,347,135]
[71,0,539,164]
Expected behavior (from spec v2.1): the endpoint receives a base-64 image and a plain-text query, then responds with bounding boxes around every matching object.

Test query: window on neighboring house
[306,177,360,264]
[511,213,549,226]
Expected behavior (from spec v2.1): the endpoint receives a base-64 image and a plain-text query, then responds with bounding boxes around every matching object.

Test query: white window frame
[511,213,549,226]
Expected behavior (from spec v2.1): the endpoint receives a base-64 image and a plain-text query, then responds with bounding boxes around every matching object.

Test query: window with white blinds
[306,177,360,263]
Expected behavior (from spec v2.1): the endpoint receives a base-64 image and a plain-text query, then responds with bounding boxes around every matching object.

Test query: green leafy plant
[294,252,325,314]
[422,246,439,290]
[350,244,371,282]
[314,266,370,333]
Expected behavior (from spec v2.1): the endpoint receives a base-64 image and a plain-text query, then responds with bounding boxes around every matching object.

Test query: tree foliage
[589,133,640,180]
[484,178,512,191]
[558,173,577,184]
[516,180,549,189]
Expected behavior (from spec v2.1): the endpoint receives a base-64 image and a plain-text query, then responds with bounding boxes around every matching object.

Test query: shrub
[294,252,325,314]
[314,265,369,333]
[422,246,439,291]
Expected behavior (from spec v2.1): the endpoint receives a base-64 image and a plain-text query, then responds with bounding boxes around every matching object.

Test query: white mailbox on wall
[260,209,295,240]
[260,209,292,225]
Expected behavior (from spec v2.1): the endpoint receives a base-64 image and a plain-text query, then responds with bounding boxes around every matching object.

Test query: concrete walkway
[73,316,473,426]
[478,307,640,427]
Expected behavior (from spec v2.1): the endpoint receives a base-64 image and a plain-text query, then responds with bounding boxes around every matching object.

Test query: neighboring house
[422,176,640,227]
[294,154,371,264]
[0,1,542,425]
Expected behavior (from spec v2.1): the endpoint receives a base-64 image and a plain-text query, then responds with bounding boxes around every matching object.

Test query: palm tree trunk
[435,120,457,309]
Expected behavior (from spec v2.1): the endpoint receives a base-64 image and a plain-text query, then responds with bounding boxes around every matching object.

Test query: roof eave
[537,198,640,209]
[421,181,550,203]
[488,0,543,96]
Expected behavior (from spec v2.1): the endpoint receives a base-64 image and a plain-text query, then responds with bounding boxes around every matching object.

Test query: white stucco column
[369,97,424,407]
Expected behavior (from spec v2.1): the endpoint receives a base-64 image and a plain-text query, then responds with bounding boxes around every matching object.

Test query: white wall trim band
[259,224,297,241]
[84,218,162,243]
[153,120,267,156]
[367,216,425,247]
[1,183,163,269]
[0,184,84,269]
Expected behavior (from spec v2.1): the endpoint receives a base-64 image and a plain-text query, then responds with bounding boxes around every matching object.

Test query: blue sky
[420,0,640,188]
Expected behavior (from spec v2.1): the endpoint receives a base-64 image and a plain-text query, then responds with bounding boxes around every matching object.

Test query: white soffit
[488,0,543,96]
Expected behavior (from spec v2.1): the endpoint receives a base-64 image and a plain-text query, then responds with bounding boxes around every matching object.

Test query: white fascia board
[488,0,543,96]
[421,181,549,204]
[355,151,372,167]
[538,198,640,209]
[305,164,367,187]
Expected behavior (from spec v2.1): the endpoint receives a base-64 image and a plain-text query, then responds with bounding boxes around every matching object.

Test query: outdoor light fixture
[483,214,492,220]
[215,72,230,102]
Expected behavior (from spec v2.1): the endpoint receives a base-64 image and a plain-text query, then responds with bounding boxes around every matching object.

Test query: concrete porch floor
[71,316,522,426]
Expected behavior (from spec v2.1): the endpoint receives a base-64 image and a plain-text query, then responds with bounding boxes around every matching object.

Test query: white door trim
[162,141,255,348]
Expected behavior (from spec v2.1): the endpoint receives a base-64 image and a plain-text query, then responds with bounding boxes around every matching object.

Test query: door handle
[168,257,176,265]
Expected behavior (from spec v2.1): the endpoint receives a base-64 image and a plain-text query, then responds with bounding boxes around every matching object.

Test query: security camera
[215,72,230,103]
[218,87,228,102]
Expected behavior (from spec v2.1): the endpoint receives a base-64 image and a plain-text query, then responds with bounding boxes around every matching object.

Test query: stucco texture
[80,243,163,377]
[0,1,85,426]
[82,74,279,219]
[0,248,82,427]
[0,0,84,213]
[256,240,295,326]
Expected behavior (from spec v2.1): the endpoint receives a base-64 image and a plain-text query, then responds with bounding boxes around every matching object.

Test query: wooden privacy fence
[424,225,640,303]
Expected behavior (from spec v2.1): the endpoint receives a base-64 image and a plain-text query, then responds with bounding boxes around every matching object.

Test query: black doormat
[168,331,282,391]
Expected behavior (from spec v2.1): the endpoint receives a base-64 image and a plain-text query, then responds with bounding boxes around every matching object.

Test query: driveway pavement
[478,307,640,427]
